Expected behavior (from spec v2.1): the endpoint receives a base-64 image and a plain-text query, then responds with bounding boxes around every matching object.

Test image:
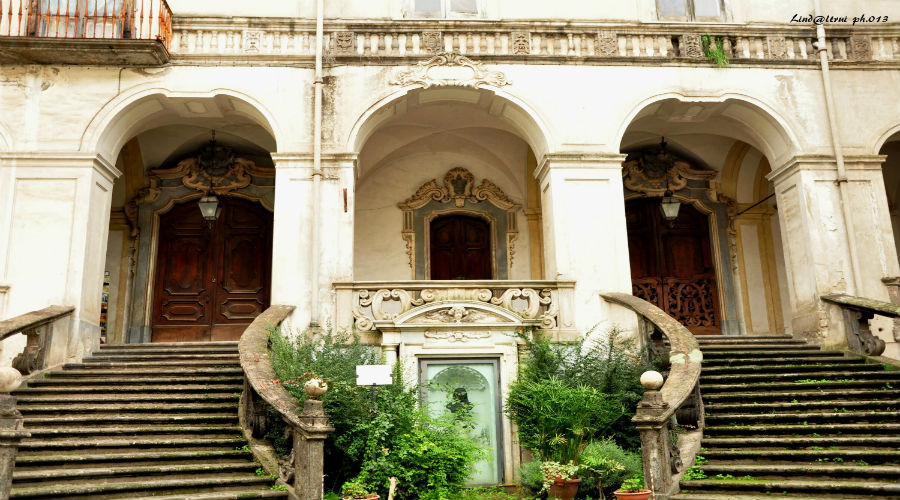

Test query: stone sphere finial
[0,366,23,393]
[640,370,664,390]
[304,377,328,399]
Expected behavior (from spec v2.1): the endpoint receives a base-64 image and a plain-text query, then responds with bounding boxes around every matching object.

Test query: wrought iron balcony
[0,0,171,64]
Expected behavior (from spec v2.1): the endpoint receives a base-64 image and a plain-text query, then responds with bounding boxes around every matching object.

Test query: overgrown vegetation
[506,326,651,498]
[270,327,485,499]
[701,33,729,67]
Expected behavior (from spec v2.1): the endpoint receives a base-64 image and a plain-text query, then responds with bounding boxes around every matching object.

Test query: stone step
[701,380,897,392]
[700,369,897,384]
[16,393,238,403]
[702,362,871,374]
[701,349,828,358]
[701,436,900,448]
[125,490,287,500]
[12,461,260,484]
[694,463,900,479]
[95,347,240,355]
[40,367,244,377]
[700,345,822,353]
[9,474,275,500]
[702,389,900,402]
[23,424,241,437]
[678,478,900,496]
[705,400,898,412]
[83,354,240,362]
[22,375,243,386]
[699,449,900,464]
[16,384,242,394]
[704,410,900,424]
[703,423,900,436]
[700,355,854,367]
[98,341,238,349]
[16,402,238,413]
[17,436,247,451]
[20,413,238,425]
[13,449,255,467]
[669,335,795,343]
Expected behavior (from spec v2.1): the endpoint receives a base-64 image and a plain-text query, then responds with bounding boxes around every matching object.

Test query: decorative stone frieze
[766,36,787,59]
[389,52,511,89]
[331,31,355,55]
[241,30,262,52]
[621,147,717,196]
[337,281,573,333]
[680,33,704,58]
[597,32,618,57]
[422,31,443,53]
[849,35,872,60]
[511,31,531,55]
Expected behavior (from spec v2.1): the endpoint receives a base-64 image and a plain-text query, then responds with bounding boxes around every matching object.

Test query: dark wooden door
[430,215,492,280]
[151,197,272,342]
[626,198,721,335]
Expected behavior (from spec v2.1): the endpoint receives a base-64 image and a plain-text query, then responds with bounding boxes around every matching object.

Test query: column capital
[0,152,121,183]
[768,154,889,184]
[535,152,627,183]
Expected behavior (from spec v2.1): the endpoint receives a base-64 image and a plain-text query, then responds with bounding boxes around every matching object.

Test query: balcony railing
[0,0,171,49]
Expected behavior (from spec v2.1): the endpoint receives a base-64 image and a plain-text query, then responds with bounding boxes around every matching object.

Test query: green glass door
[421,358,502,485]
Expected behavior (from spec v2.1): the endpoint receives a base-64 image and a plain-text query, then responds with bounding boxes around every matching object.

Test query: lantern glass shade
[198,195,222,221]
[660,192,681,221]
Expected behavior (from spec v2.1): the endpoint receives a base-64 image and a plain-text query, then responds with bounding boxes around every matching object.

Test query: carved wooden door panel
[430,215,492,280]
[626,198,721,335]
[152,198,272,342]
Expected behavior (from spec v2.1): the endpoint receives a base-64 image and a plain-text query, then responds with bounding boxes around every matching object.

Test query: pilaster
[536,152,635,335]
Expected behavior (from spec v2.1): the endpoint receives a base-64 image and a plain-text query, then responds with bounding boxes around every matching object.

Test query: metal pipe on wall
[813,0,862,295]
[310,0,324,327]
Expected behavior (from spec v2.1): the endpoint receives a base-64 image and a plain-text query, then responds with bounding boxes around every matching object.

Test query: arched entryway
[626,197,721,335]
[151,197,272,342]
[429,214,493,280]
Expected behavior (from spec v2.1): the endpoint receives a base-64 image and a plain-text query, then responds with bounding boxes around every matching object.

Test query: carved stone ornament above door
[398,167,521,278]
[389,51,511,89]
[151,142,274,196]
[622,145,717,196]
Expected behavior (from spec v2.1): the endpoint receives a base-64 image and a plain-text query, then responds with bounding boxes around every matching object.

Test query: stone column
[270,153,356,332]
[535,153,636,335]
[768,155,900,349]
[0,153,119,364]
[292,399,334,500]
[0,367,30,500]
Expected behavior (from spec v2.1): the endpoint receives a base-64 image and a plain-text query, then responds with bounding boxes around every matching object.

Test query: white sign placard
[356,365,393,386]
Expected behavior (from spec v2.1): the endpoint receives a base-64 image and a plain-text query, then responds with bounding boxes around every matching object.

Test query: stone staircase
[673,334,900,500]
[9,342,287,500]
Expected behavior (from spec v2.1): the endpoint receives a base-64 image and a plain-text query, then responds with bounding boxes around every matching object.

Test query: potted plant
[540,461,582,500]
[341,479,379,500]
[614,474,651,500]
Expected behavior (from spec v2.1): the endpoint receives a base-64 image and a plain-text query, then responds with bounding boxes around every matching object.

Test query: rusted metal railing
[0,0,172,49]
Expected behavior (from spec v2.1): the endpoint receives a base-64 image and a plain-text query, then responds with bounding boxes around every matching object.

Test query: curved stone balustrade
[600,292,702,499]
[238,304,334,500]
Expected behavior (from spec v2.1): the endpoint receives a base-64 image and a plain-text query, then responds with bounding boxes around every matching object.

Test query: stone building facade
[1,0,899,483]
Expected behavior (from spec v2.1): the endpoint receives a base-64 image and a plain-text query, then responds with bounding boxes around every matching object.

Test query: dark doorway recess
[430,214,492,280]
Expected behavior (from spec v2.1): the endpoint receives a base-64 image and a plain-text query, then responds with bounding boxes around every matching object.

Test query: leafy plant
[539,461,580,492]
[341,479,371,499]
[617,474,645,493]
[683,466,707,481]
[517,460,545,497]
[578,439,642,499]
[701,33,729,67]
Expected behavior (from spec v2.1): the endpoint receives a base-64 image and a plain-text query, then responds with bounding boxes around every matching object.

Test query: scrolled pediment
[392,301,525,327]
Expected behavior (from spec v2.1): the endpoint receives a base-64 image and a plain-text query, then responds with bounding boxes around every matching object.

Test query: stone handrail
[821,294,900,357]
[600,292,702,499]
[0,305,75,376]
[238,304,334,500]
[333,280,575,334]
[170,18,899,66]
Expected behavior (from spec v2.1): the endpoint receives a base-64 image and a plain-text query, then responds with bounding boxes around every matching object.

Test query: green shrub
[578,439,642,499]
[517,460,545,496]
[508,327,650,452]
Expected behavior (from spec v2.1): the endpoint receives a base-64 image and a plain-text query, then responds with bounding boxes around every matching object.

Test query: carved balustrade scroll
[0,305,75,376]
[334,280,575,335]
[821,294,900,357]
[238,305,334,500]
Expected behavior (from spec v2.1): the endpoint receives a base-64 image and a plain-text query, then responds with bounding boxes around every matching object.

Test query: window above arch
[410,0,482,19]
[656,0,725,21]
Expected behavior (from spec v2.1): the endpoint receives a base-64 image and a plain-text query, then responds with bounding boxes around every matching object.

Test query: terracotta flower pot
[548,477,581,500]
[613,489,652,500]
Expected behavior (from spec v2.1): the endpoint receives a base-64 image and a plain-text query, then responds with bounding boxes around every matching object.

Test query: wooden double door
[430,215,492,280]
[151,197,272,342]
[626,198,721,335]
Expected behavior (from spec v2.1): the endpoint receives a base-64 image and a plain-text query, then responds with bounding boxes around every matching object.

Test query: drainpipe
[310,0,324,327]
[813,0,862,295]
